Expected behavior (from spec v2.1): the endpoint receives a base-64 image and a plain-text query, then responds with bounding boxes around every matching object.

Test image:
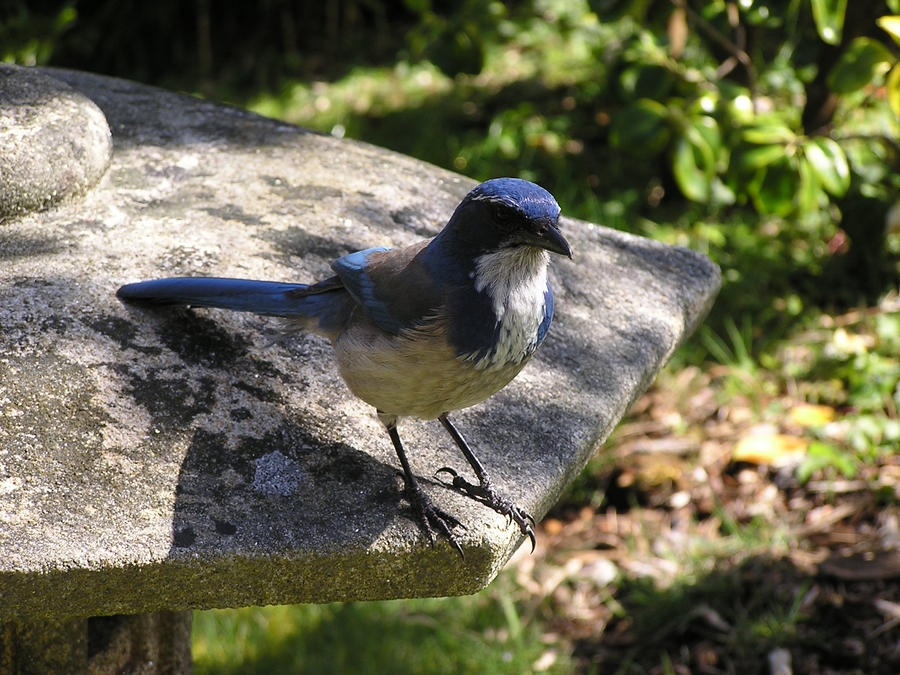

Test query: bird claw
[405,482,466,558]
[435,467,536,553]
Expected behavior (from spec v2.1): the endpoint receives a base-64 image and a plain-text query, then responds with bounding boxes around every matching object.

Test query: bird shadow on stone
[166,419,403,561]
[104,306,408,563]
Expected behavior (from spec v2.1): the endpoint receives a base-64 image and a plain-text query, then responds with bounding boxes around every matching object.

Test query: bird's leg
[380,412,465,557]
[436,413,536,551]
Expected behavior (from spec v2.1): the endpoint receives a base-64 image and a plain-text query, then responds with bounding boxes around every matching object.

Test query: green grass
[194,578,572,674]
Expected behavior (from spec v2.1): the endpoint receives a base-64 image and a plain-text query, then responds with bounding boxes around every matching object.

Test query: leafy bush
[601,0,900,222]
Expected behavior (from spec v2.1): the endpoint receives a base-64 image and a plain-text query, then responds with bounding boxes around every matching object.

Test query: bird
[116,177,572,555]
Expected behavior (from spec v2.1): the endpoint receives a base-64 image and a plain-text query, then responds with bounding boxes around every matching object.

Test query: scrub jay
[117,177,571,555]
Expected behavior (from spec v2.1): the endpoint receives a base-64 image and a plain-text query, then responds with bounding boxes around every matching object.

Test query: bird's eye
[493,204,519,231]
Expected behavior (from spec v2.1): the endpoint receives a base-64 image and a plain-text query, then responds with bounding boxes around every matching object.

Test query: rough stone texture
[0,68,721,621]
[0,64,113,218]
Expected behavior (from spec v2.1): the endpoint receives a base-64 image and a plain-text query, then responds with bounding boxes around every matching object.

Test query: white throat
[473,247,549,318]
[469,246,550,368]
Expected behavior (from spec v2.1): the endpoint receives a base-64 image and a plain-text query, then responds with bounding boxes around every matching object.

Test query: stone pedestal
[1,612,191,674]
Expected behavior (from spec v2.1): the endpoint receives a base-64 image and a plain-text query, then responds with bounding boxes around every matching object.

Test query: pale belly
[333,319,529,419]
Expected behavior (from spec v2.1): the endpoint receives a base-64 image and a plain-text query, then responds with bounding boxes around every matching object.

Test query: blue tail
[116,277,337,318]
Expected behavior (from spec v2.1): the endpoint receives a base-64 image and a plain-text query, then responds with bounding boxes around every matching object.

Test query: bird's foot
[404,480,466,557]
[435,468,536,552]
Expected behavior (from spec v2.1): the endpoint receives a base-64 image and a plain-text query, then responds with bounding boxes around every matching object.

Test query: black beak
[521,219,572,258]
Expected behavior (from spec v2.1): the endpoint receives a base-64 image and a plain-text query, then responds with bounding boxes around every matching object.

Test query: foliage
[0,2,76,65]
[602,0,900,222]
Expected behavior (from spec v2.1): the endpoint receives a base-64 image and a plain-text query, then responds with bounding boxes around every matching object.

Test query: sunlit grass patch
[193,579,574,675]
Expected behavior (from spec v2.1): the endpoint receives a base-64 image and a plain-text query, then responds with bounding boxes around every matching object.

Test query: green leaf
[810,0,847,45]
[726,92,755,125]
[710,177,736,206]
[736,144,786,170]
[688,115,722,161]
[672,135,711,202]
[887,63,900,118]
[796,159,822,214]
[671,115,722,203]
[877,15,900,47]
[741,117,796,144]
[803,137,850,197]
[609,99,671,153]
[827,37,894,95]
[751,158,797,217]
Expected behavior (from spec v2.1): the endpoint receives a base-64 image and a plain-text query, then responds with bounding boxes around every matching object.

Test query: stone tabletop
[0,66,720,620]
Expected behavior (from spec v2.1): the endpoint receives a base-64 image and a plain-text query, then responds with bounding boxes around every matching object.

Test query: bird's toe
[405,482,466,557]
[437,472,536,550]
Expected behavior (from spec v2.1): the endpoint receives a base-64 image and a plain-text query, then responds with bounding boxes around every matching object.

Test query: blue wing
[329,247,398,331]
[330,243,442,334]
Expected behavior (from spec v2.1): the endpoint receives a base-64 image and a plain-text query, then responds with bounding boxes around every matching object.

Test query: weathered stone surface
[0,64,112,218]
[0,68,720,620]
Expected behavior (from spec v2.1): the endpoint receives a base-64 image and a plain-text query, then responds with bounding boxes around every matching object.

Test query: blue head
[436,178,571,260]
[422,178,570,363]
